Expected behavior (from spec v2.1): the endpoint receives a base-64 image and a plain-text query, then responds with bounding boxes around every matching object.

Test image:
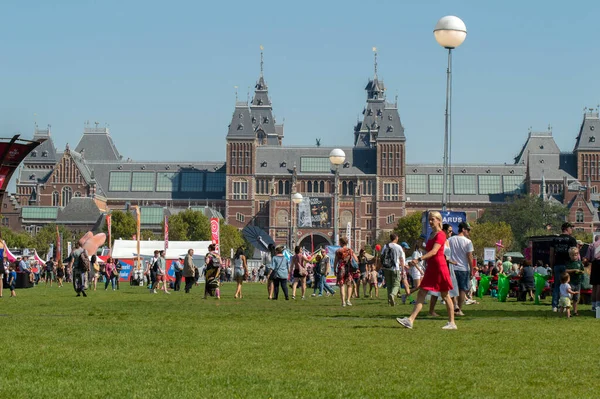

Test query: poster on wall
[297,197,331,228]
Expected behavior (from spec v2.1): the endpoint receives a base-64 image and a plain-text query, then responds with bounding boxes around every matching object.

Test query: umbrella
[242,225,275,252]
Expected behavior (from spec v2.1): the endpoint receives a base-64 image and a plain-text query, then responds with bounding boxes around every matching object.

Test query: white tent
[110,240,212,260]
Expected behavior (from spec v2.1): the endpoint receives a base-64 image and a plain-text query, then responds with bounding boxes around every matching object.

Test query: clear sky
[1,0,599,177]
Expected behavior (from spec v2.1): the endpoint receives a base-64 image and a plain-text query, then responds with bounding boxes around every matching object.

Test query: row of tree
[376,194,592,260]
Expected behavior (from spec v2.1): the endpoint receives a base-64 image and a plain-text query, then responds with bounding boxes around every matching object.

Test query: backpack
[152,259,160,273]
[381,245,395,269]
[79,251,90,272]
[207,252,222,270]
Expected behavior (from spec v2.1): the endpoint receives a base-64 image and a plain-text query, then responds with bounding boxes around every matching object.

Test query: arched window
[52,191,59,206]
[62,186,73,207]
[342,181,347,195]
[307,181,313,193]
[278,181,283,195]
[284,181,290,195]
[74,192,82,197]
[348,181,354,195]
[319,181,324,193]
[576,209,584,223]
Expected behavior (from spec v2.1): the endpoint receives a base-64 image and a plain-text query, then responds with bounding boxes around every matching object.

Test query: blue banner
[421,211,467,238]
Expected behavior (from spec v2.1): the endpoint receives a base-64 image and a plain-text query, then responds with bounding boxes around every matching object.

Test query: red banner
[164,215,169,249]
[55,225,61,261]
[106,214,112,249]
[210,217,220,254]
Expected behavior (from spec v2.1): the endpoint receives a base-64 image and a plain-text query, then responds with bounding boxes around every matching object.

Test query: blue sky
[1,0,599,176]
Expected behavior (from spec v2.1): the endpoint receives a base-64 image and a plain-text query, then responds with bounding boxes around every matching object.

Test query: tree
[162,209,210,242]
[479,195,569,250]
[103,210,136,241]
[469,221,513,261]
[140,230,158,241]
[32,224,73,258]
[219,220,245,259]
[393,212,423,248]
[1,226,34,249]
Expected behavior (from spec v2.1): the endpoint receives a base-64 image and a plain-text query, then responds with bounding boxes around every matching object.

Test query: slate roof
[56,197,103,224]
[74,127,122,161]
[87,160,226,201]
[573,110,600,151]
[255,147,377,176]
[514,131,561,165]
[70,150,94,184]
[18,167,53,185]
[25,128,57,164]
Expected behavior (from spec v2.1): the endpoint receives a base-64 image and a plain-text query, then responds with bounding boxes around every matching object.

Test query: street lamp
[329,148,346,245]
[291,192,303,248]
[434,15,467,211]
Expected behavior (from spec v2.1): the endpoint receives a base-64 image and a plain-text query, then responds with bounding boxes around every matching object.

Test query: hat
[458,222,471,231]
[576,240,583,245]
[400,242,410,249]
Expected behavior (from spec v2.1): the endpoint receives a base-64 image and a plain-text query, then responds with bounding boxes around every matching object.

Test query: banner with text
[297,197,332,228]
[210,218,220,254]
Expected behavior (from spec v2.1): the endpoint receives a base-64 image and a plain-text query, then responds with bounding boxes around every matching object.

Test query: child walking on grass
[559,272,579,318]
[8,264,16,297]
[368,264,379,298]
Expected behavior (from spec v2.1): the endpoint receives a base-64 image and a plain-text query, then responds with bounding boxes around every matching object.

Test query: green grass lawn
[1,282,598,399]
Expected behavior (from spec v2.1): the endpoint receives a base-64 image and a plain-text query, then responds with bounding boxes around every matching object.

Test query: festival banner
[346,221,351,249]
[106,214,112,251]
[47,244,53,261]
[210,217,220,254]
[297,197,332,228]
[67,241,72,256]
[0,135,45,206]
[421,210,467,238]
[164,215,169,250]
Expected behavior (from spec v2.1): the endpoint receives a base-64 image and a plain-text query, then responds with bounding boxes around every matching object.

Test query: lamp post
[291,192,303,248]
[434,15,467,211]
[329,148,346,245]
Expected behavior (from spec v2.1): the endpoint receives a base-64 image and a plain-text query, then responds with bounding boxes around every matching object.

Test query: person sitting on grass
[559,272,579,318]
[566,247,584,316]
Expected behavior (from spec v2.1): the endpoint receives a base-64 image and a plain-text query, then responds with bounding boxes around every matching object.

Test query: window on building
[429,175,452,195]
[576,208,584,223]
[285,181,290,195]
[52,191,59,206]
[1,217,8,226]
[366,219,373,230]
[205,173,225,192]
[366,202,373,215]
[406,175,427,194]
[383,182,399,201]
[181,171,204,192]
[387,214,395,225]
[131,172,155,192]
[365,235,372,245]
[156,172,179,192]
[61,186,73,207]
[300,157,331,173]
[236,212,245,223]
[503,175,525,194]
[478,175,502,195]
[453,175,477,195]
[109,171,131,191]
[361,180,374,196]
[233,180,248,200]
[74,192,82,197]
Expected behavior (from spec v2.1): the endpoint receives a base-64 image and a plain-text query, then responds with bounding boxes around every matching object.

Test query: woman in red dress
[397,211,457,330]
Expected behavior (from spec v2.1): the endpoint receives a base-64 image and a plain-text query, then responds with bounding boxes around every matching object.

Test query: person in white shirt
[447,222,474,316]
[409,242,425,291]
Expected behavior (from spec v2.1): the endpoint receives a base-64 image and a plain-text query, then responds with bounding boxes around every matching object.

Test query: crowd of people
[1,219,599,330]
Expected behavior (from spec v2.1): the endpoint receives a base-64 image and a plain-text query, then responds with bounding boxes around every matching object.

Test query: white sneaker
[311,293,317,297]
[552,307,558,312]
[342,302,346,307]
[346,301,352,306]
[396,317,413,329]
[442,322,457,330]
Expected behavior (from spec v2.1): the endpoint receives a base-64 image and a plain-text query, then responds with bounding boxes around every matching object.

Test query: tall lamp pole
[329,149,346,245]
[291,192,303,249]
[434,15,467,211]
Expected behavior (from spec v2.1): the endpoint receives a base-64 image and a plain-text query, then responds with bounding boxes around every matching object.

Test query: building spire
[234,86,238,102]
[260,45,264,77]
[372,46,378,78]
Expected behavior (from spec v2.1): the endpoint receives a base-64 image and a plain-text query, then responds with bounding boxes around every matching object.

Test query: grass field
[1,281,598,399]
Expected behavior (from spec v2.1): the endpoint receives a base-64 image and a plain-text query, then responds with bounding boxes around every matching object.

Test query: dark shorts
[454,270,471,291]
[591,260,600,285]
[571,283,581,302]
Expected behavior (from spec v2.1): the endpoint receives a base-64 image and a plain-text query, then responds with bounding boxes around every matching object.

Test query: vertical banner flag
[67,241,72,256]
[55,225,61,260]
[210,217,220,254]
[164,215,169,250]
[134,206,141,270]
[346,221,351,249]
[47,244,53,261]
[106,213,112,251]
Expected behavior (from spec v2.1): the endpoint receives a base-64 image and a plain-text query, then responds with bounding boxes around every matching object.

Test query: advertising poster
[484,247,496,264]
[210,217,220,254]
[297,197,332,228]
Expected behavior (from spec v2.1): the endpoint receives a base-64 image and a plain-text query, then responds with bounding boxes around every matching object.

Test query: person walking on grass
[447,222,474,316]
[550,222,577,312]
[44,257,56,288]
[233,247,248,299]
[397,211,457,330]
[56,260,65,288]
[149,250,159,293]
[7,263,16,297]
[357,249,370,298]
[204,244,222,299]
[335,237,358,307]
[270,245,290,300]
[380,233,410,306]
[155,250,170,294]
[105,258,117,290]
[172,256,184,292]
[428,223,459,316]
[90,255,100,291]
[183,249,195,294]
[69,242,89,298]
[559,272,579,318]
[290,246,310,300]
[585,235,600,312]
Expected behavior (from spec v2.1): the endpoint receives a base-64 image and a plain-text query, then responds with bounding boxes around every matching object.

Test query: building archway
[297,232,331,252]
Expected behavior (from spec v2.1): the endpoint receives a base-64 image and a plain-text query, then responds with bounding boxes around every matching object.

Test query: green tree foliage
[393,212,423,247]
[470,221,513,261]
[218,220,245,259]
[32,224,73,258]
[479,195,569,250]
[1,226,34,249]
[572,230,593,244]
[140,230,158,241]
[103,210,136,241]
[162,209,210,242]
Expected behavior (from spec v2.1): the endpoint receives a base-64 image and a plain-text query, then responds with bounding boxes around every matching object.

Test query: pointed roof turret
[573,107,600,152]
[25,125,57,165]
[74,124,121,161]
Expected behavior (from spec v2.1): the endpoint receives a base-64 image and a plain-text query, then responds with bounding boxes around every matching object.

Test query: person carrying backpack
[335,237,358,307]
[204,244,222,299]
[68,242,89,297]
[380,233,410,306]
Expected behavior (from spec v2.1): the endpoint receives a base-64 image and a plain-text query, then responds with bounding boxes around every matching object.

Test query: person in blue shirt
[172,257,184,291]
[8,264,17,297]
[270,245,290,300]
